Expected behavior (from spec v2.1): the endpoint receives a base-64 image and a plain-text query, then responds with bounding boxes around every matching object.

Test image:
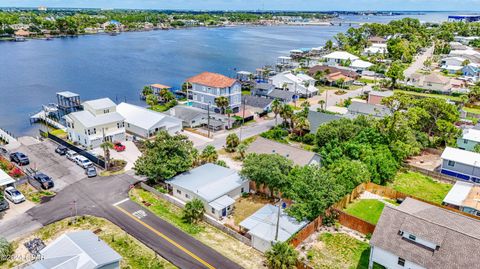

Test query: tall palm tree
[225,108,233,129]
[271,99,282,126]
[146,94,158,107]
[279,104,293,129]
[100,141,113,170]
[214,96,229,114]
[200,145,218,164]
[318,100,326,111]
[294,116,310,136]
[265,242,298,269]
[237,143,247,160]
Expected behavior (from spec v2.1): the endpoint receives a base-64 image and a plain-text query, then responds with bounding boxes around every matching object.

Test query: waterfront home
[409,73,452,93]
[269,71,318,97]
[239,204,308,252]
[368,36,387,44]
[347,101,391,119]
[116,102,182,138]
[167,163,249,220]
[443,181,480,217]
[448,15,480,23]
[168,105,227,129]
[252,82,275,97]
[322,51,359,66]
[308,65,360,80]
[307,111,343,134]
[367,90,394,105]
[441,147,480,182]
[369,197,480,269]
[247,137,321,166]
[64,98,125,149]
[185,72,242,113]
[150,83,172,94]
[26,230,122,269]
[457,128,480,151]
[102,20,123,31]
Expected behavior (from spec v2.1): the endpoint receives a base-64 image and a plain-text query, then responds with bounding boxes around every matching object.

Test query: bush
[0,237,13,263]
[182,199,205,224]
[260,127,288,143]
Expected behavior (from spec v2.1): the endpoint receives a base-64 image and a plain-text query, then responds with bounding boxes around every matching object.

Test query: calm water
[0,12,462,135]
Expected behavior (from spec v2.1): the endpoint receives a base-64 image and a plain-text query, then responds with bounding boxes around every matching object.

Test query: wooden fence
[404,164,456,184]
[334,209,376,235]
[290,215,323,247]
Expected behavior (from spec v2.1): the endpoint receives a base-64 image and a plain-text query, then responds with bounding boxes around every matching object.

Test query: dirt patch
[407,151,442,171]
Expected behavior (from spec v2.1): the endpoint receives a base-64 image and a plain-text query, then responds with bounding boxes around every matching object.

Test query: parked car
[66,150,77,161]
[114,142,126,152]
[0,147,7,155]
[74,156,93,169]
[85,167,97,178]
[33,173,54,190]
[55,145,68,155]
[4,186,25,204]
[0,199,9,212]
[10,152,29,166]
[352,81,366,86]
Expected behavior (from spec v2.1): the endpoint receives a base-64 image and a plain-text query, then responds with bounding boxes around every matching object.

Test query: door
[222,208,227,217]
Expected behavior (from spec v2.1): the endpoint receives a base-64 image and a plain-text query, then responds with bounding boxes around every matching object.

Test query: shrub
[260,127,288,143]
[182,199,205,224]
[0,237,13,263]
[302,133,316,145]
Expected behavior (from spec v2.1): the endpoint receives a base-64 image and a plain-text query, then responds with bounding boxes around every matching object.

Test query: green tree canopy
[182,199,205,224]
[265,242,298,269]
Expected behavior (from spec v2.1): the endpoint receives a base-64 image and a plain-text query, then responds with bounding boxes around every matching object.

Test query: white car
[66,150,78,161]
[74,156,93,169]
[4,186,25,204]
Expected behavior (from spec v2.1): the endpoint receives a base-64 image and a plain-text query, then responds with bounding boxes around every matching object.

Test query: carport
[0,169,15,188]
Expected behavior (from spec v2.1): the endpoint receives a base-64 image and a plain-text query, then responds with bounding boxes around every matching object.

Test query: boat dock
[30,111,67,131]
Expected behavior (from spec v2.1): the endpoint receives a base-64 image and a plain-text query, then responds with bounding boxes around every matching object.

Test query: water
[0,12,459,136]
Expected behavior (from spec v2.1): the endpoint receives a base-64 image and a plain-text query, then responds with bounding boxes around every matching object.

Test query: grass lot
[233,195,271,225]
[394,90,462,102]
[1,216,175,269]
[306,232,371,269]
[388,171,452,204]
[463,106,480,115]
[149,104,169,112]
[344,199,385,224]
[130,188,266,269]
[242,90,251,95]
[49,128,67,139]
[16,183,55,204]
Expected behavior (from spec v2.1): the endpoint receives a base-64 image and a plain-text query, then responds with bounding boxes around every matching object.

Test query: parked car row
[56,146,97,177]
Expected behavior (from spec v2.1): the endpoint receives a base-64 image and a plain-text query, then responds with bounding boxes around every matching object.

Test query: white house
[441,56,467,74]
[239,204,307,252]
[350,59,373,71]
[440,147,480,183]
[457,128,480,151]
[27,230,122,269]
[443,181,480,217]
[363,43,388,56]
[269,71,318,97]
[0,169,15,188]
[116,102,182,138]
[65,98,125,149]
[167,163,249,220]
[369,198,480,269]
[322,51,359,66]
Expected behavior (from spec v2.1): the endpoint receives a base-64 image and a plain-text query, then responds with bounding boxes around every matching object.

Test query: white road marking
[112,198,129,206]
[132,210,147,219]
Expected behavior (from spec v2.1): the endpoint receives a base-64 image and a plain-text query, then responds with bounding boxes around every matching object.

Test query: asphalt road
[24,172,241,269]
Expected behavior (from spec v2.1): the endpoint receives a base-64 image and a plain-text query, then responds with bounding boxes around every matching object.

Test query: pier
[30,111,67,131]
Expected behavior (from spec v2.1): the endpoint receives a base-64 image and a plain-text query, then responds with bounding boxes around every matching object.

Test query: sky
[1,0,480,11]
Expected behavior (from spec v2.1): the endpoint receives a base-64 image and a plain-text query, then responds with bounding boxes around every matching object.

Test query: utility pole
[274,199,282,241]
[239,96,247,141]
[207,103,211,138]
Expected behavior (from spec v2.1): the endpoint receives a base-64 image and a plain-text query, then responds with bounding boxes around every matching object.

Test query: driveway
[310,86,370,111]
[91,141,141,171]
[404,46,434,78]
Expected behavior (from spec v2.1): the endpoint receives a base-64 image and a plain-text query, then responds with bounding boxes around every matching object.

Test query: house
[246,137,321,166]
[27,230,122,269]
[150,84,172,94]
[347,102,391,118]
[167,105,227,129]
[363,43,388,56]
[443,181,480,217]
[167,163,249,220]
[308,65,360,80]
[325,72,354,86]
[454,36,480,45]
[65,98,125,149]
[269,72,318,97]
[449,49,480,64]
[409,73,452,92]
[350,59,373,71]
[185,72,242,113]
[441,56,466,74]
[367,90,394,105]
[463,63,480,79]
[368,36,387,44]
[14,29,30,37]
[441,147,480,182]
[449,41,470,50]
[239,204,308,252]
[116,102,182,138]
[369,197,480,269]
[266,89,296,103]
[252,82,275,97]
[322,51,359,66]
[307,111,343,134]
[102,20,122,31]
[243,95,273,114]
[457,128,480,151]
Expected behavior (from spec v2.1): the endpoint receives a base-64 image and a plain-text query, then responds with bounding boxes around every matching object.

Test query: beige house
[409,73,452,92]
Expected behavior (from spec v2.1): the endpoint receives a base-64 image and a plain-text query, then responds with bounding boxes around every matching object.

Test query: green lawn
[463,106,480,115]
[394,90,462,102]
[242,90,251,95]
[149,104,170,112]
[306,233,373,269]
[344,199,385,224]
[388,171,452,204]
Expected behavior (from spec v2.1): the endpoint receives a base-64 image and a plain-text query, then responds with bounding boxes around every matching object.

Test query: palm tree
[200,145,218,164]
[142,86,153,97]
[279,104,293,129]
[318,100,326,111]
[237,143,247,160]
[265,242,298,269]
[293,116,310,136]
[182,199,205,224]
[100,141,113,170]
[146,94,158,107]
[271,99,282,126]
[225,133,240,152]
[225,108,233,129]
[214,96,229,114]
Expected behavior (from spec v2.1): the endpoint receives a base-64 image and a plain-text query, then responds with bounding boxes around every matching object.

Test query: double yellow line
[115,205,215,269]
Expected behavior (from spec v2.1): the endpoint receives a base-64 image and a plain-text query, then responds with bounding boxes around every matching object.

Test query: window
[241,188,244,193]
[464,139,468,144]
[211,208,215,214]
[93,128,96,134]
[398,258,405,266]
[104,109,110,113]
[448,160,455,167]
[408,234,416,241]
[176,190,181,195]
[185,194,190,198]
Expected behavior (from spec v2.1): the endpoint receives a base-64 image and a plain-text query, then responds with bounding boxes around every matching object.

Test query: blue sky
[1,0,480,11]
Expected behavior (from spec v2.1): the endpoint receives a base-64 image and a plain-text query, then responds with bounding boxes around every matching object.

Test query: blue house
[441,147,480,183]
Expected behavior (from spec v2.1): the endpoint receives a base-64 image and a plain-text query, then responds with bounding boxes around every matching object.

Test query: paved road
[22,172,241,269]
[404,46,434,78]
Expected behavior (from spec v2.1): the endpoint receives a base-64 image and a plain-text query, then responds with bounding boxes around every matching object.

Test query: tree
[279,104,294,129]
[474,144,480,154]
[100,141,113,170]
[225,108,233,129]
[215,96,229,114]
[237,143,247,160]
[0,237,13,263]
[293,116,310,137]
[265,242,298,269]
[241,153,293,198]
[182,199,205,224]
[142,86,153,96]
[146,94,158,107]
[385,61,405,89]
[225,133,240,152]
[134,131,196,183]
[318,100,326,111]
[160,88,175,103]
[200,145,218,164]
[325,39,334,50]
[271,99,282,126]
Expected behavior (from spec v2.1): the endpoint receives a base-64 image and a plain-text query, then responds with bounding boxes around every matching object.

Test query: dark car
[33,173,54,190]
[55,145,68,155]
[0,199,9,212]
[10,152,30,166]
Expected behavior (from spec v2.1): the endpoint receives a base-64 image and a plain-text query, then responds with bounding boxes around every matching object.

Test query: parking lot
[16,139,88,192]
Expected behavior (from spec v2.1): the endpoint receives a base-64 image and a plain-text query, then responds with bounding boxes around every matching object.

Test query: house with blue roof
[167,163,249,220]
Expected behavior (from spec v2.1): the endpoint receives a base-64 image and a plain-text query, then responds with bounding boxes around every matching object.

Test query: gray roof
[66,110,125,128]
[83,98,116,110]
[167,163,247,202]
[368,90,394,98]
[247,137,320,166]
[28,230,122,269]
[370,198,480,269]
[307,111,342,134]
[116,102,182,130]
[347,102,391,118]
[255,82,275,91]
[243,95,273,109]
[267,89,296,101]
[168,105,207,122]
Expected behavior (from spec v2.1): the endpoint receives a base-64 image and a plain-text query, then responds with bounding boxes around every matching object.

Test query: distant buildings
[269,71,318,97]
[409,73,453,93]
[363,43,388,56]
[448,15,480,23]
[369,198,480,269]
[347,102,391,119]
[322,51,359,66]
[457,128,480,151]
[186,72,242,113]
[440,147,480,183]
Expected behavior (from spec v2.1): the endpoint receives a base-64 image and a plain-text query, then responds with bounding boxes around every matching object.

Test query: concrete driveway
[91,141,141,171]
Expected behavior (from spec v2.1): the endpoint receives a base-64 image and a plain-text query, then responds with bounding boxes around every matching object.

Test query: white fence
[0,128,20,149]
